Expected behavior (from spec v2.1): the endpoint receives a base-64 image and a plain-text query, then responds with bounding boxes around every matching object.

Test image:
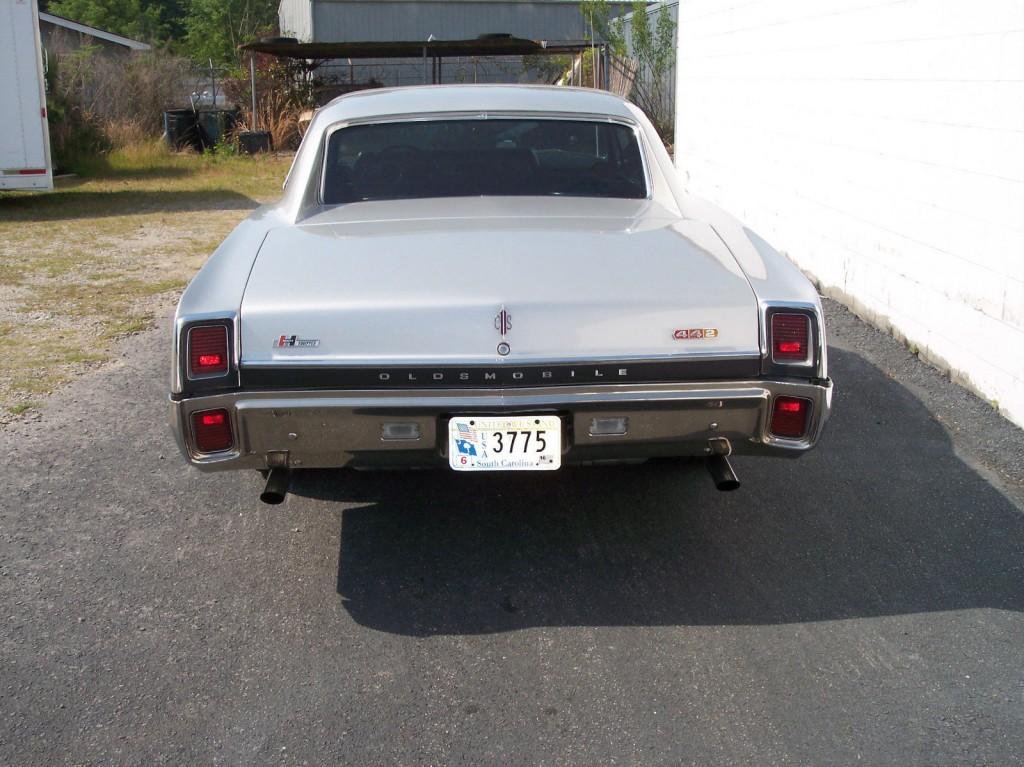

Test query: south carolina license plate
[448,415,562,471]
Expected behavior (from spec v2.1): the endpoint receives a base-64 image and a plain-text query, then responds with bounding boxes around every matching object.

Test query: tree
[48,0,167,42]
[185,0,278,66]
[580,0,676,139]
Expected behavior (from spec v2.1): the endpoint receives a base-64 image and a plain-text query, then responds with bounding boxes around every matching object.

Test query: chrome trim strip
[237,356,763,390]
[238,351,762,367]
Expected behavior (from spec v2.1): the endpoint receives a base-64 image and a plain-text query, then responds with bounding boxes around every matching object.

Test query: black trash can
[163,109,200,150]
[195,109,240,149]
[238,131,272,154]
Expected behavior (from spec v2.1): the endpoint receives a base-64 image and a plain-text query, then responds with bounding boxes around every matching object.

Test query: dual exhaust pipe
[260,468,291,505]
[705,436,740,492]
[706,454,740,491]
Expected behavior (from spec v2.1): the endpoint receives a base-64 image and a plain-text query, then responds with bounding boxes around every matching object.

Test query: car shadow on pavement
[0,189,260,222]
[291,347,1024,637]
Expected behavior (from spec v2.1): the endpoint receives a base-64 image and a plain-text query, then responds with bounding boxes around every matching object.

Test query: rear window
[321,118,647,204]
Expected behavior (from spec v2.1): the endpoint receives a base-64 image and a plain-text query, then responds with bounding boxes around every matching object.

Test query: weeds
[0,145,292,418]
[8,402,41,416]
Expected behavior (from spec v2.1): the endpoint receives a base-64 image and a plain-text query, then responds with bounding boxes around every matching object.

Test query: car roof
[315,84,637,123]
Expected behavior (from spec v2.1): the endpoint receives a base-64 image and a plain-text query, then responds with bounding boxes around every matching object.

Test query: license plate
[448,415,561,471]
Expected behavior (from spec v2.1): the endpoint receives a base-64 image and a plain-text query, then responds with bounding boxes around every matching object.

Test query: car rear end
[169,269,832,479]
[169,87,833,498]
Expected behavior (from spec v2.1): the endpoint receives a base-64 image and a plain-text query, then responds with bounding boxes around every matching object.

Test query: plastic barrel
[163,109,199,150]
[239,131,272,154]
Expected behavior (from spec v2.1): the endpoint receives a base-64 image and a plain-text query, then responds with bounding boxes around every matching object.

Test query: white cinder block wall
[675,0,1024,427]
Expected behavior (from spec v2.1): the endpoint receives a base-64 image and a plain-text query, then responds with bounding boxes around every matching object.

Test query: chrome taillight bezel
[179,318,239,394]
[762,305,821,377]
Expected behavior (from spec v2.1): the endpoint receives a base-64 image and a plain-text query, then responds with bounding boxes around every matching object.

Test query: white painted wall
[278,0,313,41]
[675,0,1024,427]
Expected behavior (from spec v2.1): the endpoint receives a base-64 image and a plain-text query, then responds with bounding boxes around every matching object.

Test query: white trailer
[0,0,53,191]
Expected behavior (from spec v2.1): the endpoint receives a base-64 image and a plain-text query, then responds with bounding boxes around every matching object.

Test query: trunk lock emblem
[495,306,511,355]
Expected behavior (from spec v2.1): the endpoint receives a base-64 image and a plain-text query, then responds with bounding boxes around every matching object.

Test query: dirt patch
[0,147,292,421]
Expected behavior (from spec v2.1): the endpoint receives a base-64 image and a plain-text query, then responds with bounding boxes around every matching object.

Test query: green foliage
[522,54,574,84]
[631,1,675,81]
[579,0,628,59]
[48,0,276,63]
[185,0,278,66]
[579,0,677,139]
[581,0,676,79]
[206,132,240,158]
[44,48,112,170]
[48,0,167,42]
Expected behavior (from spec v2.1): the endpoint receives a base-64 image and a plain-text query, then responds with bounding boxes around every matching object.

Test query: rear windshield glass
[321,118,647,204]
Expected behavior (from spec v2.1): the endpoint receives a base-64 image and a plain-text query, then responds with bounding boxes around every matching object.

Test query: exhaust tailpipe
[260,468,291,505]
[706,454,740,492]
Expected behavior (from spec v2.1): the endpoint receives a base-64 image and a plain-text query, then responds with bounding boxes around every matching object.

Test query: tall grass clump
[46,35,194,169]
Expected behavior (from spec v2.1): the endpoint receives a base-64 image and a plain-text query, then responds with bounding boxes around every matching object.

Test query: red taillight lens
[771,313,810,363]
[770,396,811,438]
[192,408,233,452]
[189,326,228,377]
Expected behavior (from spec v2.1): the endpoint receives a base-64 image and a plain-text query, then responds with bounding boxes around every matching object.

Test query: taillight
[770,396,811,438]
[188,325,228,377]
[771,313,811,363]
[192,409,233,452]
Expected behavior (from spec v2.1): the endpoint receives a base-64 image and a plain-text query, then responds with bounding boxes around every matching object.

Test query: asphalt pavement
[2,298,1023,766]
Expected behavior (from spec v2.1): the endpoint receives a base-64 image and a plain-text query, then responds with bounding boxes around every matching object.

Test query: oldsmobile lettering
[170,85,833,501]
[373,366,634,385]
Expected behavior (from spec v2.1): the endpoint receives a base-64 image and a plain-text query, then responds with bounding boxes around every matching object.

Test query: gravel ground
[1,298,1022,765]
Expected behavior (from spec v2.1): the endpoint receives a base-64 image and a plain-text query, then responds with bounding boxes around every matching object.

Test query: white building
[675,0,1024,428]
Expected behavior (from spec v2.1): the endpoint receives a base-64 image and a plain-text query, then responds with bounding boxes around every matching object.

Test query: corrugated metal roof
[242,36,593,59]
[39,11,151,50]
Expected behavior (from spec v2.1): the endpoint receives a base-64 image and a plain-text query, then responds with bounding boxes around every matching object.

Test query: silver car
[170,85,833,503]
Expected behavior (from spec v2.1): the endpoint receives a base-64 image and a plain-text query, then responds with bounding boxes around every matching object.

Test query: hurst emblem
[274,335,320,348]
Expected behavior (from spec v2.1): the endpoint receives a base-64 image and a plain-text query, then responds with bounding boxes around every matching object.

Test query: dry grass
[0,143,293,419]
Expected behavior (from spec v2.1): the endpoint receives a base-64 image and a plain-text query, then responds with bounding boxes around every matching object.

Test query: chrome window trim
[317,111,654,206]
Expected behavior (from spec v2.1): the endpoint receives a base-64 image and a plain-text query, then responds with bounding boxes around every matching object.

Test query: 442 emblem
[673,328,719,340]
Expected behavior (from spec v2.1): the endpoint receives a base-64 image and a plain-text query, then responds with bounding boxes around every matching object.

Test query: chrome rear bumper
[170,379,833,472]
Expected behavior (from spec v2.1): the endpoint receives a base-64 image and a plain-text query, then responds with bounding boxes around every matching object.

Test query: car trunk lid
[239,198,760,368]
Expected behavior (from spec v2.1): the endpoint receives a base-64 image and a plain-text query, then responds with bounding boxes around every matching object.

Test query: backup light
[192,408,233,452]
[589,417,629,436]
[771,314,811,363]
[188,325,229,377]
[381,422,422,441]
[770,396,811,439]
